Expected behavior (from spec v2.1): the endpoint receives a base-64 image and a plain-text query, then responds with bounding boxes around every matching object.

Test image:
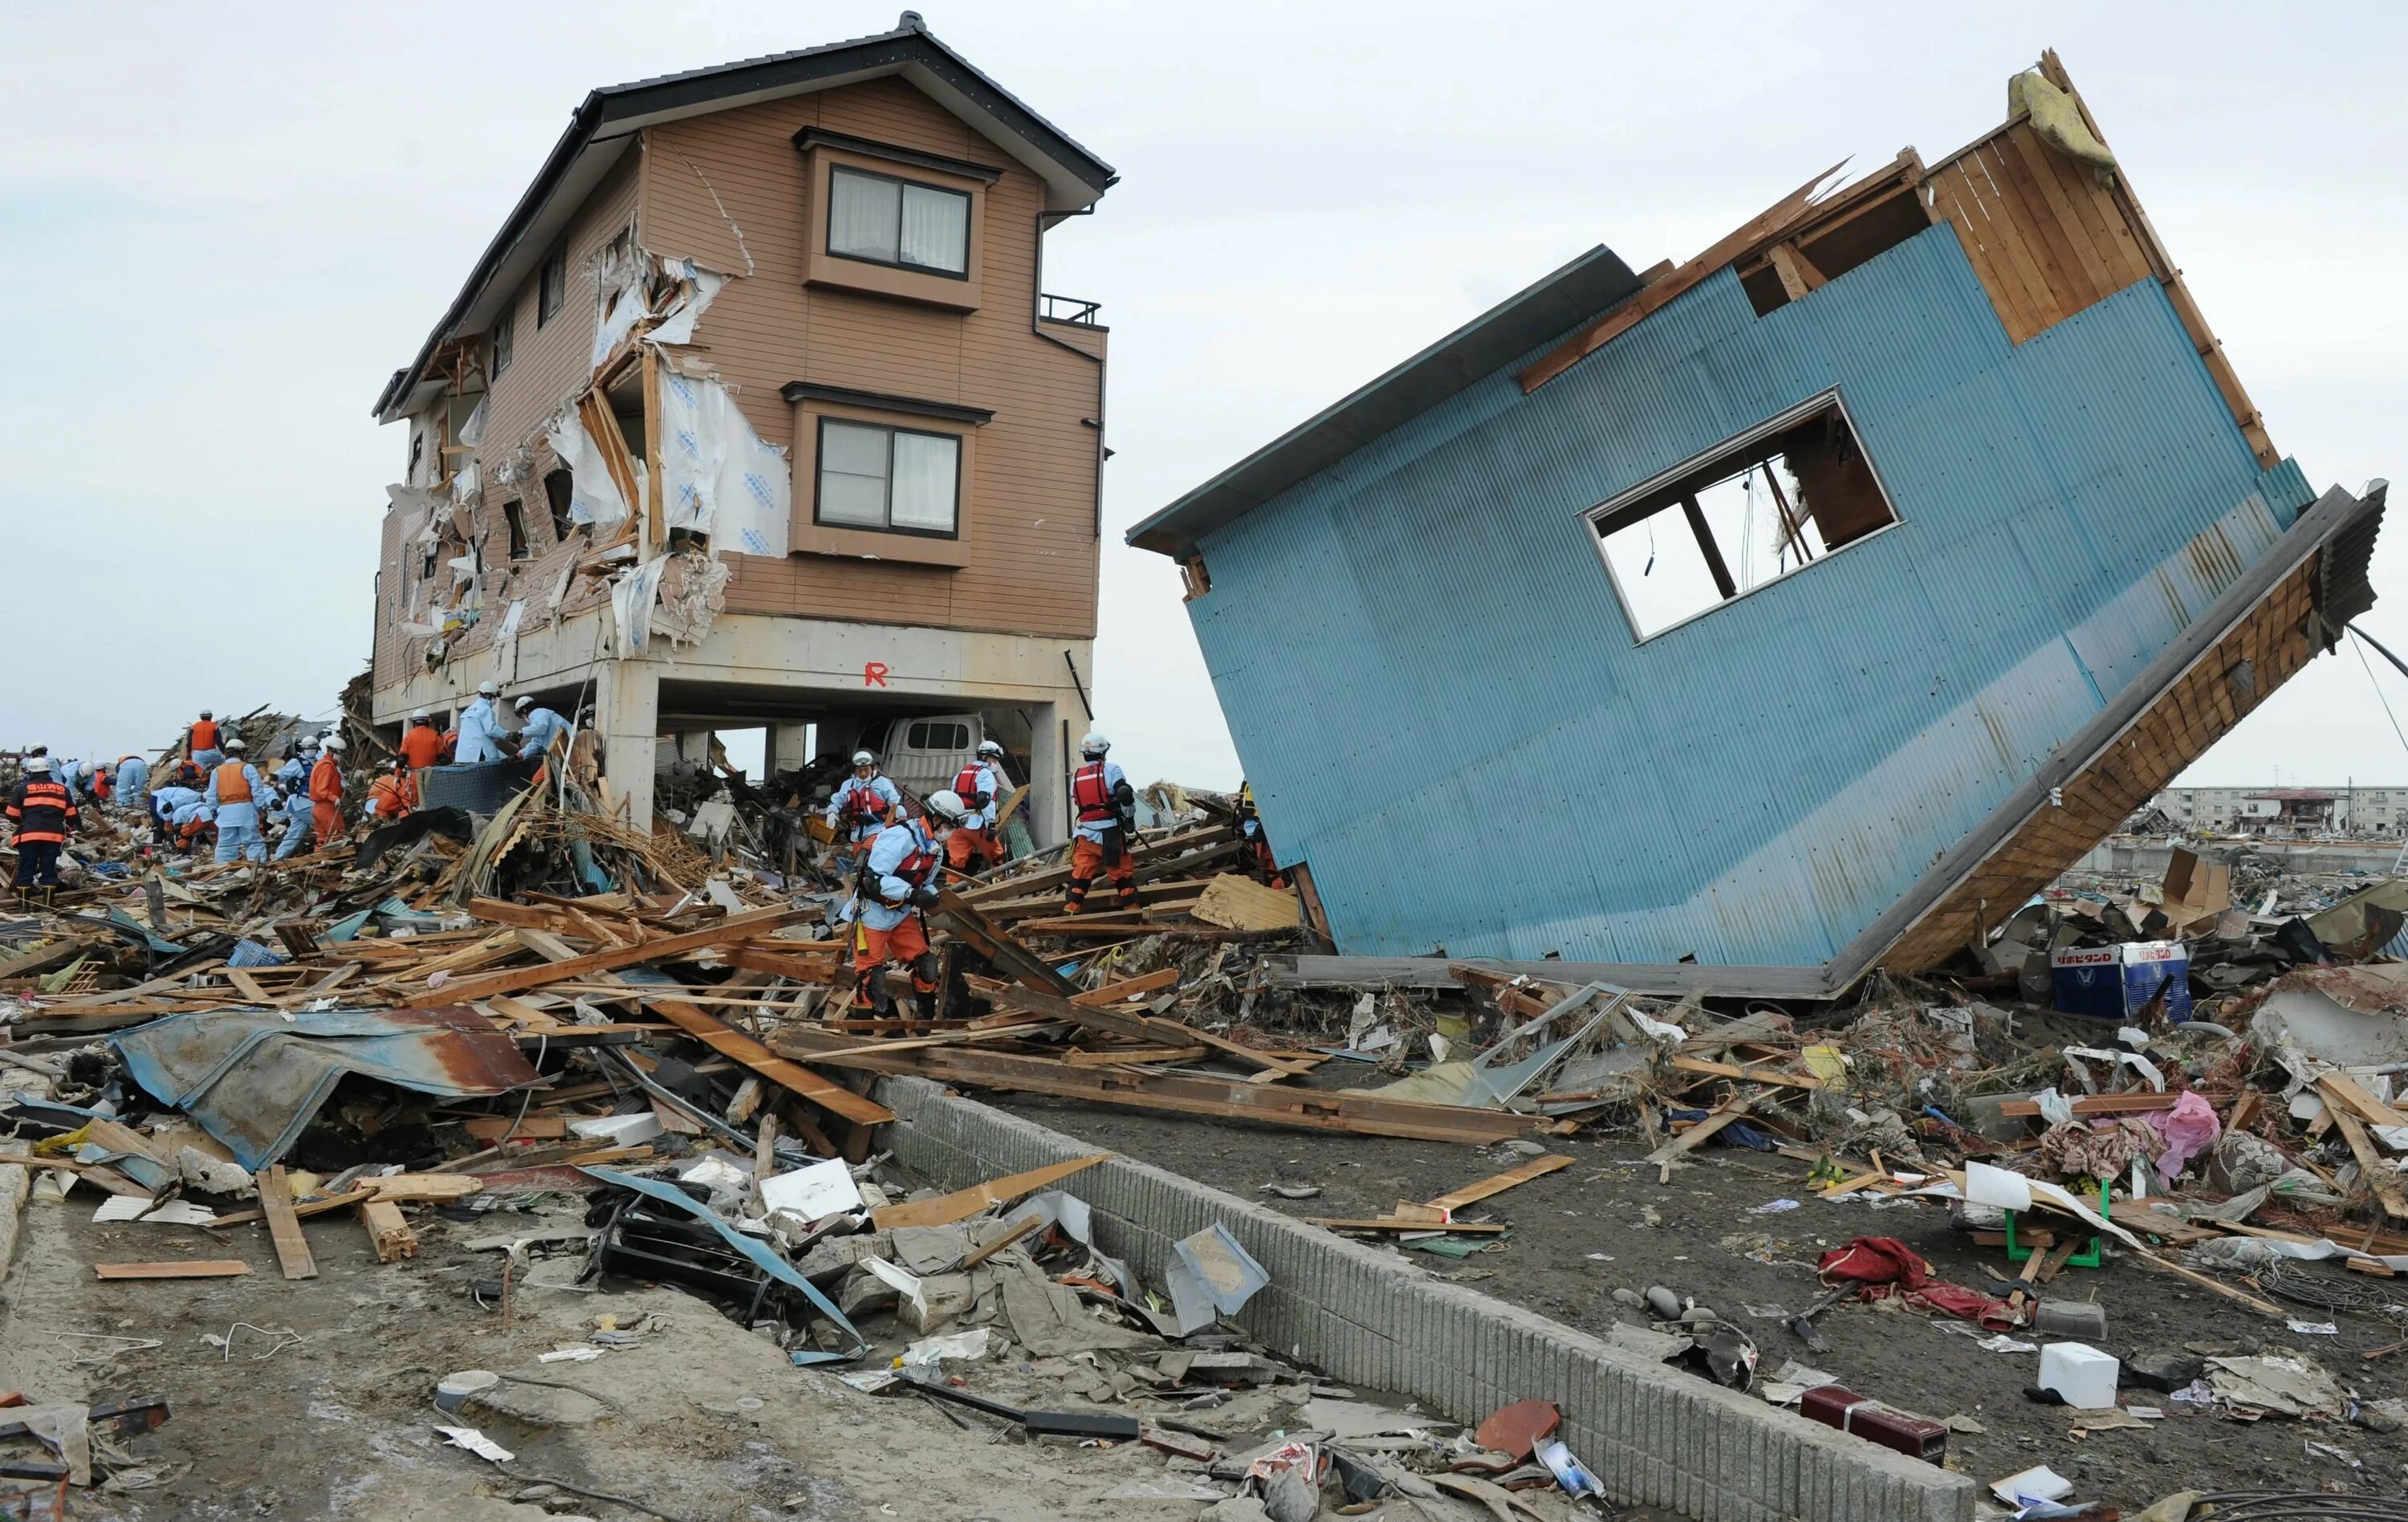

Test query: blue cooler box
[2050,941,2192,1021]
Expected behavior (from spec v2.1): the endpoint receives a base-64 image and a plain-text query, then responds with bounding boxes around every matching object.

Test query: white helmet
[24,757,51,775]
[851,750,875,767]
[477,681,499,698]
[1080,731,1109,759]
[976,739,1005,760]
[322,735,347,754]
[513,696,533,712]
[198,710,214,720]
[409,708,430,722]
[925,789,968,824]
[224,738,246,754]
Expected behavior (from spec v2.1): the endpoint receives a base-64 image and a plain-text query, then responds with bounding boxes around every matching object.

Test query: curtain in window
[818,421,891,527]
[889,432,960,532]
[829,171,901,262]
[900,185,969,274]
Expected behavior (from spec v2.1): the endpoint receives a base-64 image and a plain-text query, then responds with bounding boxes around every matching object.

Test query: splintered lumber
[95,1260,251,1280]
[973,972,1312,1079]
[958,821,1239,905]
[205,1186,376,1231]
[719,943,844,982]
[1647,1096,1753,1182]
[2320,1072,2408,1130]
[1670,1056,1819,1091]
[1423,1154,1573,1216]
[2331,1110,2408,1221]
[932,891,1078,994]
[359,1198,418,1262]
[1189,873,1302,933]
[255,1166,316,1281]
[774,1030,1534,1145]
[1061,1045,1207,1067]
[872,1153,1110,1230]
[1304,1218,1511,1235]
[959,1213,1046,1270]
[355,1174,486,1202]
[641,995,894,1129]
[401,905,811,1006]
[1999,1092,2179,1118]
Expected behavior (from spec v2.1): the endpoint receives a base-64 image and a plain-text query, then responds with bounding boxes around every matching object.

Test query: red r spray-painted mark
[863,661,889,688]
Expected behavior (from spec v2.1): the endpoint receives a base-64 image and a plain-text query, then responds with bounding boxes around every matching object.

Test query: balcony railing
[1039,293,1103,327]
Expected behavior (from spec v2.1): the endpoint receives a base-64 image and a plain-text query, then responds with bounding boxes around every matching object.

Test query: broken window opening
[538,243,568,327]
[490,310,515,380]
[1739,182,1932,318]
[1589,393,1898,641]
[1180,553,1212,602]
[502,499,530,560]
[543,467,576,540]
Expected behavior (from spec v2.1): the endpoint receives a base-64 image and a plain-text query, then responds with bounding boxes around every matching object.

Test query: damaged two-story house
[368,14,1113,836]
[1130,54,2386,994]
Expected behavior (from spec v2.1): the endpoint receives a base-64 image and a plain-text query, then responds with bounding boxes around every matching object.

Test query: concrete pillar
[769,723,815,775]
[1027,702,1065,848]
[596,660,660,831]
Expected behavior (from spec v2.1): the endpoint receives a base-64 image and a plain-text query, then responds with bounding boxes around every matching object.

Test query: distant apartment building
[2150,785,2408,836]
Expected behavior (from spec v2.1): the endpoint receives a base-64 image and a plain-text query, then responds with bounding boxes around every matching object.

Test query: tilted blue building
[1130,59,2383,995]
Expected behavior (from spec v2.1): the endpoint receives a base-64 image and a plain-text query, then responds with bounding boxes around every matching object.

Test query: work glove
[911,884,941,909]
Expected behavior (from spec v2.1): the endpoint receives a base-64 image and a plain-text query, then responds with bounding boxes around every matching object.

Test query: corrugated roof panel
[1195,222,2319,964]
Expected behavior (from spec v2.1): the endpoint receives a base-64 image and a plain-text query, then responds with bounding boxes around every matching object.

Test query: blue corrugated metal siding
[1190,222,2318,963]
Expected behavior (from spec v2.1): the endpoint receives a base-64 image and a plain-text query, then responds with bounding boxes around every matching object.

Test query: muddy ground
[994,1089,2407,1511]
[0,1179,1564,1522]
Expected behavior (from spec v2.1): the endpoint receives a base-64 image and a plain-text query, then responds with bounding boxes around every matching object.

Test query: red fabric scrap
[1818,1236,2016,1329]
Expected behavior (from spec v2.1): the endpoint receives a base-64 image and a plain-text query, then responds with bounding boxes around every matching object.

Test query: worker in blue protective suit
[272,781,315,861]
[1063,730,1137,915]
[840,791,966,1025]
[510,697,572,761]
[51,759,83,804]
[205,739,274,863]
[275,742,312,797]
[112,755,149,817]
[160,789,214,855]
[454,680,505,764]
[824,751,904,868]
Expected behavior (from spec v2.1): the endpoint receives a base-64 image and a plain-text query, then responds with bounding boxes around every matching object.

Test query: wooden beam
[1998,1092,2179,1118]
[2332,1110,2408,1221]
[870,1153,1109,1230]
[358,1197,417,1262]
[94,1260,251,1280]
[1423,1154,1572,1216]
[1680,494,1739,600]
[641,995,895,1129]
[1670,1056,1818,1091]
[401,905,811,1006]
[1766,240,1827,300]
[255,1166,317,1280]
[641,344,665,547]
[1304,1218,1511,1235]
[1645,1096,1752,1183]
[1519,158,1847,392]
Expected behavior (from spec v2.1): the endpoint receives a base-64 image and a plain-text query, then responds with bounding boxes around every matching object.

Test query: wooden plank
[932,890,1079,995]
[1520,159,1847,390]
[1190,874,1302,933]
[1646,1096,1751,1183]
[1998,1092,2180,1118]
[959,1213,1045,1270]
[643,995,895,1128]
[255,1166,316,1281]
[718,944,845,982]
[1423,1154,1572,1215]
[871,1153,1110,1230]
[1670,1056,1819,1091]
[1060,1045,1206,1067]
[402,905,811,1006]
[1303,1218,1511,1235]
[94,1260,252,1280]
[1987,126,2101,309]
[1765,241,1820,301]
[2320,1072,2408,1130]
[225,967,275,1005]
[775,1030,1531,1144]
[1969,145,2070,330]
[2332,1110,2408,1221]
[358,1197,418,1262]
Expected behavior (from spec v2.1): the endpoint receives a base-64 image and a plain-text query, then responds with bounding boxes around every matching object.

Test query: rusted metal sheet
[112,1005,542,1171]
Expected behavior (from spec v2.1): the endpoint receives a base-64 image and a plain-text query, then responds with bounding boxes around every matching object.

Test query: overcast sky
[5,2,2402,792]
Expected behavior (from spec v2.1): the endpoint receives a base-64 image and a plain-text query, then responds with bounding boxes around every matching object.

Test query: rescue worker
[397,708,445,771]
[151,783,199,847]
[945,740,1009,877]
[1237,782,1287,888]
[272,779,315,861]
[365,759,417,820]
[163,790,215,855]
[310,734,348,847]
[112,754,149,816]
[165,755,203,792]
[51,758,84,804]
[843,789,967,1023]
[205,738,274,864]
[824,751,902,867]
[187,710,225,769]
[1063,731,1137,915]
[454,681,504,763]
[511,697,572,762]
[6,757,77,902]
[87,763,112,806]
[275,742,311,798]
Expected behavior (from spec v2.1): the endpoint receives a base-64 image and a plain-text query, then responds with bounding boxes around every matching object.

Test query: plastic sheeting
[609,555,669,657]
[545,413,631,528]
[656,367,790,556]
[649,256,730,348]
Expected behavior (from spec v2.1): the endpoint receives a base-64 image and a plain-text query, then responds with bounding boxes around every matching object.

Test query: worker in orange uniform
[309,734,348,847]
[365,760,417,821]
[1063,731,1137,914]
[945,739,1008,877]
[843,789,968,1024]
[186,710,224,768]
[6,757,78,904]
[398,709,445,771]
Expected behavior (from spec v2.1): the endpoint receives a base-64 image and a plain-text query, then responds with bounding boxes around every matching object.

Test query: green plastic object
[2003,1178,2108,1269]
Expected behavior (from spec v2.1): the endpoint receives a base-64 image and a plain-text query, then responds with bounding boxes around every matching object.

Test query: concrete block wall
[877,1078,1975,1522]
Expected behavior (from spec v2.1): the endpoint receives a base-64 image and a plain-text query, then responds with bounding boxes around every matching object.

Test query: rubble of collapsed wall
[387,246,775,696]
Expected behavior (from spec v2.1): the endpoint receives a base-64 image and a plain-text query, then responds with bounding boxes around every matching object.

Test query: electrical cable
[2349,628,2408,757]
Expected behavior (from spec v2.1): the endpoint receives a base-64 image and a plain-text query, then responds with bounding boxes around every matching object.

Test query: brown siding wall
[640,75,1104,639]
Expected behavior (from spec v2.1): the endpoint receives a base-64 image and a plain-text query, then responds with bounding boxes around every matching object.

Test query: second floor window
[490,310,515,380]
[816,418,960,537]
[828,166,969,277]
[538,244,567,326]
